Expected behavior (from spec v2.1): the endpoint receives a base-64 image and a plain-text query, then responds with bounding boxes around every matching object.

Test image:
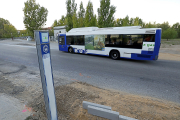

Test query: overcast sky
[1,0,180,30]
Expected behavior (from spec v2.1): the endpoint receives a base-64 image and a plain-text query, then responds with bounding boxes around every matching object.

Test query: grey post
[35,30,58,120]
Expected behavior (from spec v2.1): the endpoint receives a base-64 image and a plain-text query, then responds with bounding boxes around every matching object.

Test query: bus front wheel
[68,47,73,53]
[110,50,120,60]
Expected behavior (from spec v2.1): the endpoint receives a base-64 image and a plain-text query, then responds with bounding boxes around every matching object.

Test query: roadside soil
[26,82,180,120]
[159,44,180,61]
[159,52,180,61]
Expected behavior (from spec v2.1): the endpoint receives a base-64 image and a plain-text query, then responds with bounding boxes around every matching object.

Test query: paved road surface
[0,39,180,104]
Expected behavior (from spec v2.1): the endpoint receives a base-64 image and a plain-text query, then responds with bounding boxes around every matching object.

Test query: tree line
[0,0,180,40]
[0,18,18,38]
[52,0,179,40]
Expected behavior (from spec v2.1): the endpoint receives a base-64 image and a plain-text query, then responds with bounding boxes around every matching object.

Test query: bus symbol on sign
[43,45,49,53]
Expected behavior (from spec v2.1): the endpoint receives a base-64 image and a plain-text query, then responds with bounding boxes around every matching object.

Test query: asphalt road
[0,39,180,104]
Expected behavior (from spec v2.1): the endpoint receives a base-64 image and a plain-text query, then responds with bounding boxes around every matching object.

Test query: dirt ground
[159,44,180,61]
[27,82,180,120]
[159,40,180,61]
[159,52,180,61]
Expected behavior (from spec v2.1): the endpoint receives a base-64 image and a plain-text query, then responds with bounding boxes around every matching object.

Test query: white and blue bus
[58,26,161,60]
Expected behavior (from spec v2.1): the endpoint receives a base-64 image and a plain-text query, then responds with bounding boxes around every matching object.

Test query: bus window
[105,35,122,47]
[74,36,84,45]
[122,35,143,49]
[122,35,131,45]
[66,36,73,45]
[59,36,65,45]
[74,36,78,45]
[78,36,84,45]
[105,35,109,45]
[110,34,122,45]
[144,34,155,42]
[66,36,84,45]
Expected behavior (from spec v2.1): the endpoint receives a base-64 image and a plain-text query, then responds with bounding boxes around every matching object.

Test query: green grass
[161,39,180,45]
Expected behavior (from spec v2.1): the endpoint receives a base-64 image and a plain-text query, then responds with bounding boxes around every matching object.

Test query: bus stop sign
[35,30,58,120]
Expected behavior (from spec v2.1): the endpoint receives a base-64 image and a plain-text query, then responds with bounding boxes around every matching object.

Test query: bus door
[58,36,66,51]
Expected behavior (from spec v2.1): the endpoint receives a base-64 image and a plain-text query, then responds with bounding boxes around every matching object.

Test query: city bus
[57,26,161,60]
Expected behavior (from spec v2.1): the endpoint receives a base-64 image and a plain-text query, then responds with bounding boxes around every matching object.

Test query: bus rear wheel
[110,50,120,60]
[68,47,73,53]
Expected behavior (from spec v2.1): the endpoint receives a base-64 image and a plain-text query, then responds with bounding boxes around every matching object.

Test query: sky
[1,0,180,30]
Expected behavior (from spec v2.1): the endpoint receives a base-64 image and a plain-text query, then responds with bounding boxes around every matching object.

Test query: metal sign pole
[35,30,58,120]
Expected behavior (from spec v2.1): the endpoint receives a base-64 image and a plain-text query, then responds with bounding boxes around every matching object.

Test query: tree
[66,0,78,31]
[19,30,28,37]
[49,29,54,36]
[23,0,48,37]
[84,1,97,27]
[138,18,143,26]
[71,0,77,13]
[144,22,157,28]
[122,15,130,26]
[129,18,134,26]
[172,22,179,29]
[158,21,170,31]
[116,16,143,27]
[97,0,116,28]
[78,1,85,27]
[0,18,10,38]
[172,22,180,38]
[133,17,143,26]
[0,18,17,38]
[72,13,78,28]
[162,28,178,41]
[3,24,18,38]
[114,18,122,27]
[66,0,72,32]
[92,14,97,27]
[52,20,58,27]
[58,15,66,26]
[71,0,78,28]
[52,16,67,28]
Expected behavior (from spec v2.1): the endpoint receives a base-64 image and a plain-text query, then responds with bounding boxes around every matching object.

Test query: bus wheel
[68,47,73,53]
[110,50,120,60]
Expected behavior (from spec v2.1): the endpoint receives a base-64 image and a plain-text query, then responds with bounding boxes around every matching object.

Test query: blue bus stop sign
[35,30,58,120]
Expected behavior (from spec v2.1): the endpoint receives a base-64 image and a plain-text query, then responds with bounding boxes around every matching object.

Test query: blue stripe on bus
[153,29,161,60]
[131,53,154,60]
[141,50,154,55]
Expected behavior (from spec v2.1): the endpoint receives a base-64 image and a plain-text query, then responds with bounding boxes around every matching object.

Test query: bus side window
[59,36,65,45]
[122,35,129,45]
[110,34,121,45]
[117,35,122,45]
[74,36,78,45]
[72,36,84,45]
[66,36,74,45]
[105,35,122,47]
[105,35,109,45]
[79,36,84,45]
[144,34,155,42]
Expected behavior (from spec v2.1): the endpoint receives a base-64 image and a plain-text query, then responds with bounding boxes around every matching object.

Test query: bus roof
[61,26,161,36]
